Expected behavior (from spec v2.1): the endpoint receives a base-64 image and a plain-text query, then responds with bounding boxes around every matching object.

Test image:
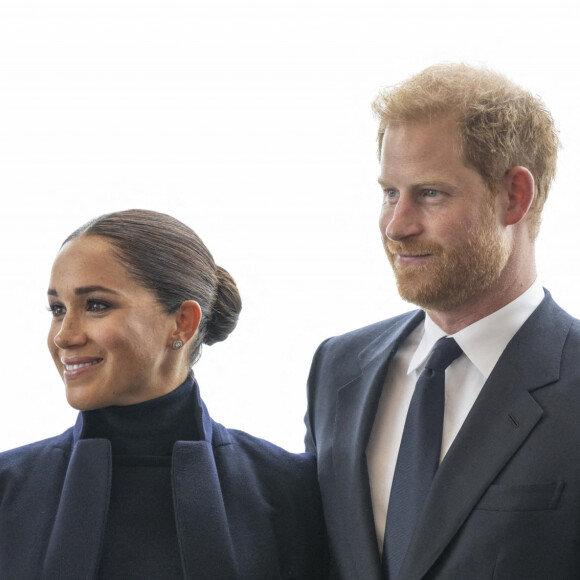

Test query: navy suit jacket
[305,291,580,579]
[0,382,328,579]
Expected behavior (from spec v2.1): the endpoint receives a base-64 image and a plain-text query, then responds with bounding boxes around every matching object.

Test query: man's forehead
[380,118,463,166]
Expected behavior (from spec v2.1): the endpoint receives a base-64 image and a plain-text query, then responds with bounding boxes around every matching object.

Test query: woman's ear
[502,166,535,226]
[173,300,202,346]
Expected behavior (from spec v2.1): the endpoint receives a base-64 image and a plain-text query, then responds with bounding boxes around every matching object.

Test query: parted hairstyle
[372,63,560,239]
[63,209,242,365]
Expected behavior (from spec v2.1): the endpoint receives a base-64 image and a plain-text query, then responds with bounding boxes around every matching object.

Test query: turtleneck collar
[79,376,201,456]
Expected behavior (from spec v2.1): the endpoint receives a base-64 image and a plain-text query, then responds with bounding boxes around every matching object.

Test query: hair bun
[203,266,242,345]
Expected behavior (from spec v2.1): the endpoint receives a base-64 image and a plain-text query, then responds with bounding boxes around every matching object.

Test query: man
[305,63,580,579]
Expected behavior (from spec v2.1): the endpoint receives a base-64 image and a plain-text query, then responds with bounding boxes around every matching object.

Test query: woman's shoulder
[0,428,74,477]
[212,421,318,487]
[229,426,314,461]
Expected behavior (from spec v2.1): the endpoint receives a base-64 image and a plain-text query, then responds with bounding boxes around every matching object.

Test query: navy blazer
[305,291,580,579]
[0,381,328,579]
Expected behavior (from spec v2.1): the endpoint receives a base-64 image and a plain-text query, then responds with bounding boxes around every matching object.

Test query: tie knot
[424,337,463,372]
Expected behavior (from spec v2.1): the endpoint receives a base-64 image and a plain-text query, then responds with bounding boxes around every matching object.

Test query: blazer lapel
[172,441,238,580]
[42,439,112,580]
[330,311,424,579]
[398,294,572,580]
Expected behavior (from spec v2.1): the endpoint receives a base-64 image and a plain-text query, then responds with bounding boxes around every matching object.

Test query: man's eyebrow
[377,178,454,189]
[47,286,120,297]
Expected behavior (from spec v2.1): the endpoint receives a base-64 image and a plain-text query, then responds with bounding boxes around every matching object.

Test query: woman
[0,209,327,580]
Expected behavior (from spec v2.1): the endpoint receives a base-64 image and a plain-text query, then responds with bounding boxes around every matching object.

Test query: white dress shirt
[366,280,545,552]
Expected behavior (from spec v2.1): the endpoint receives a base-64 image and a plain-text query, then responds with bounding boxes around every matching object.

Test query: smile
[64,360,101,371]
[60,358,104,377]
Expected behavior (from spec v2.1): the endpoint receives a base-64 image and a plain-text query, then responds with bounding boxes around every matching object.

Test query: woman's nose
[53,316,86,349]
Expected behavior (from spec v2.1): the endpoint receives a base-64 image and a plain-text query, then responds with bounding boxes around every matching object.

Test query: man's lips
[394,253,434,266]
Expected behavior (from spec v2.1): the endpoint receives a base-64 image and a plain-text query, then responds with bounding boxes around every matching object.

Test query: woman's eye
[87,300,110,313]
[48,303,66,318]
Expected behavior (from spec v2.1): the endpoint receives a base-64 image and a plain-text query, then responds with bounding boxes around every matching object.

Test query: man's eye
[424,189,439,197]
[384,189,399,202]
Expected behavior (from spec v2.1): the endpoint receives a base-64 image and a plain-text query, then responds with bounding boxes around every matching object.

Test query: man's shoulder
[530,289,580,337]
[320,309,422,351]
[306,310,423,382]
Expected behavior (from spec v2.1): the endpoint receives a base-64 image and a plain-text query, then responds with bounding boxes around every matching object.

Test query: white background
[1,0,579,453]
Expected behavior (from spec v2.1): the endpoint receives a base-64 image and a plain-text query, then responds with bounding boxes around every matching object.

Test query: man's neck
[426,269,537,335]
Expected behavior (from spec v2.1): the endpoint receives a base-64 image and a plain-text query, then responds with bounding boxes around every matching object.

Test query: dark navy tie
[382,337,463,580]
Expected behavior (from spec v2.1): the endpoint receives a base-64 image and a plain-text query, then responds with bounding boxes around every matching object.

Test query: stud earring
[172,340,183,350]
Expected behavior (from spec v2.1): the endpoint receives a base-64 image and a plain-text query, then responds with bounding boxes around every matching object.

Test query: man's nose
[383,196,423,242]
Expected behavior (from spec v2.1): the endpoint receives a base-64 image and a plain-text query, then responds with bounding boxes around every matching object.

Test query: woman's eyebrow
[47,286,120,297]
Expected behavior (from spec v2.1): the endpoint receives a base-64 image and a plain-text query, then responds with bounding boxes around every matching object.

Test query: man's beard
[383,204,511,312]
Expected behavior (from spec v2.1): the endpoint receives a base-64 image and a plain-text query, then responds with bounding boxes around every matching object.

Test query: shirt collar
[407,280,545,378]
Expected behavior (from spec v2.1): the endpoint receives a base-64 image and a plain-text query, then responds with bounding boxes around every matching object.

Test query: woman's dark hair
[63,209,241,365]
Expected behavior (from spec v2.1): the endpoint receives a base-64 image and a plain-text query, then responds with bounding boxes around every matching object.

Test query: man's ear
[173,300,202,346]
[502,166,535,226]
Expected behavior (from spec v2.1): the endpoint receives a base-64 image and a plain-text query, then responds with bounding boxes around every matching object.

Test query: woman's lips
[61,357,103,379]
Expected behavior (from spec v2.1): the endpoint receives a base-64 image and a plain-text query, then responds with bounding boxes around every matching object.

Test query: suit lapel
[330,311,424,579]
[398,294,572,579]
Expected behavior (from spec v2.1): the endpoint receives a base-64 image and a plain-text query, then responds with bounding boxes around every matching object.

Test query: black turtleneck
[81,378,200,580]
